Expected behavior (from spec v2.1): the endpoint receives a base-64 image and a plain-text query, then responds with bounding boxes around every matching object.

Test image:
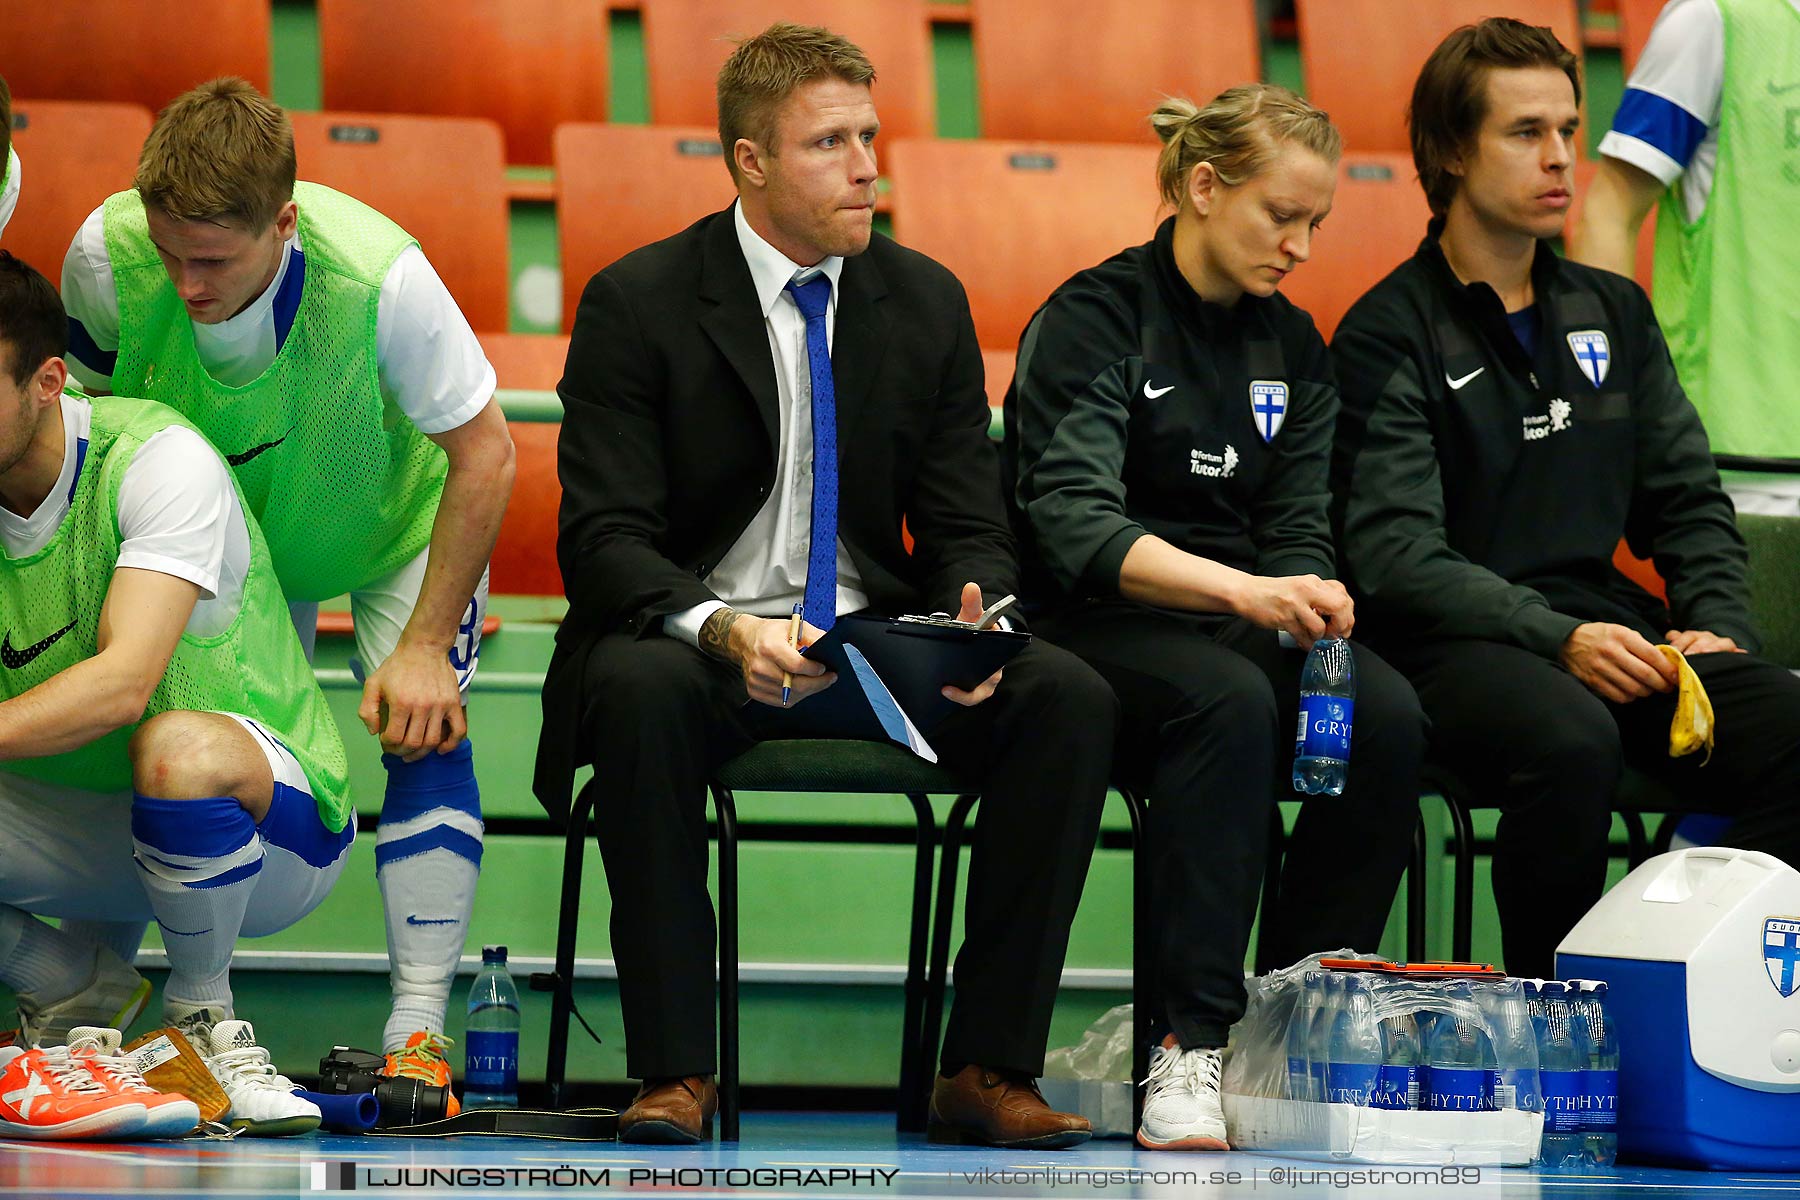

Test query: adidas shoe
[1137,1042,1229,1151]
[179,1015,319,1137]
[384,1032,461,1117]
[67,1027,200,1139]
[18,946,151,1048]
[0,1043,148,1140]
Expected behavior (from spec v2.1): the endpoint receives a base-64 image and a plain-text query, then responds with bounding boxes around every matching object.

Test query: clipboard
[800,612,1032,735]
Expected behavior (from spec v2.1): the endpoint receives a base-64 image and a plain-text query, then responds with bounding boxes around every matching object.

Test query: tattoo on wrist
[699,608,743,661]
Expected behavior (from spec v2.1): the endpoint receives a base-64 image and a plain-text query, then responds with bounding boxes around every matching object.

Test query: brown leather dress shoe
[927,1065,1092,1149]
[618,1075,718,1144]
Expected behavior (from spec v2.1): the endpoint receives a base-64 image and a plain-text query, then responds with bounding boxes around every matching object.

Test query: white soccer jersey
[1598,0,1800,221]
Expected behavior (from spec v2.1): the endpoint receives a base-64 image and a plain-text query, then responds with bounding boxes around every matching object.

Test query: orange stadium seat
[478,333,571,394]
[1282,154,1433,340]
[318,0,607,165]
[887,138,1163,348]
[971,0,1260,143]
[982,348,1016,412]
[490,421,566,597]
[0,101,152,287]
[641,0,935,141]
[1569,159,1656,291]
[0,1,269,112]
[288,112,510,332]
[553,123,738,330]
[1295,0,1583,154]
[1619,0,1669,75]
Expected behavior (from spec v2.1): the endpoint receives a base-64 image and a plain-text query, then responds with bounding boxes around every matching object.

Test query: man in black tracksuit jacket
[1331,28,1800,976]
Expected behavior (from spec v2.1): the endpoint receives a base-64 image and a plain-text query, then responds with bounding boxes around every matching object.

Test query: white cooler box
[1556,847,1800,1170]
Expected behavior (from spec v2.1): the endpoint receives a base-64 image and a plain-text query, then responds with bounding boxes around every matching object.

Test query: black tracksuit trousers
[1041,602,1426,1048]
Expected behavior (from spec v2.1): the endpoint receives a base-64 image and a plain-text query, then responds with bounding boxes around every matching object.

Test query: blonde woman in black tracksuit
[1005,86,1425,1150]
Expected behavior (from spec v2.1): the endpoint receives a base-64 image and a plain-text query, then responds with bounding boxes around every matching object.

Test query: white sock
[131,794,264,1017]
[376,744,483,1054]
[378,845,480,1053]
[57,919,150,967]
[0,906,93,1006]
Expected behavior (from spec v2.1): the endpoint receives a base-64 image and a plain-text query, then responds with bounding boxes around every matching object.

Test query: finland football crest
[1567,330,1611,388]
[1764,917,1800,998]
[1250,380,1288,442]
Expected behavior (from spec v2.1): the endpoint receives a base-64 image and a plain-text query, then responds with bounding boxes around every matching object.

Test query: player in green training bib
[60,79,516,1102]
[1572,0,1800,511]
[0,253,347,1135]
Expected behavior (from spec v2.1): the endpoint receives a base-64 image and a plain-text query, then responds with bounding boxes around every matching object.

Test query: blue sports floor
[1,1113,1797,1199]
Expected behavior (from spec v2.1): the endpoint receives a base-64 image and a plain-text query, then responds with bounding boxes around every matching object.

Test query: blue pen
[781,602,804,706]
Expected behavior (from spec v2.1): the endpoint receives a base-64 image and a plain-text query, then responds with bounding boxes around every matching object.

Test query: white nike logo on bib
[1144,382,1175,399]
[1446,368,1485,390]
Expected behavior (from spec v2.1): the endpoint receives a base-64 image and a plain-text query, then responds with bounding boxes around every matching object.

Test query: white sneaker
[66,1027,200,1139]
[180,1016,319,1137]
[18,947,151,1048]
[1137,1043,1229,1150]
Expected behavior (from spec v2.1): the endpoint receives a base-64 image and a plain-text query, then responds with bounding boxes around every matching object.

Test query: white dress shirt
[663,202,870,646]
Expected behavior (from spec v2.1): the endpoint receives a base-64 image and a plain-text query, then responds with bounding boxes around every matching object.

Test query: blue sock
[376,739,482,1052]
[131,794,262,1016]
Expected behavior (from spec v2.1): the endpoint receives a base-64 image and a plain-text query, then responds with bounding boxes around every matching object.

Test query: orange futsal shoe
[383,1031,460,1118]
[0,1043,149,1140]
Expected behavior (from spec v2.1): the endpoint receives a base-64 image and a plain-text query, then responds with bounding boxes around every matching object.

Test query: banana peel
[1656,644,1715,766]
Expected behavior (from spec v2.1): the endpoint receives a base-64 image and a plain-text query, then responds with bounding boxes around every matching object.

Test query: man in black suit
[535,23,1116,1147]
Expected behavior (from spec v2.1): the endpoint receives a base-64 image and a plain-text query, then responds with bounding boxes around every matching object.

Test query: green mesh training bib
[1651,0,1800,459]
[0,395,351,831]
[102,182,447,601]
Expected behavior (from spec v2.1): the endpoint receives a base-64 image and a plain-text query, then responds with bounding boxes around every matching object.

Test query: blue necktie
[786,273,838,633]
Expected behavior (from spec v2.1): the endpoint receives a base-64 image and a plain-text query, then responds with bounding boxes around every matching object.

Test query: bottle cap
[482,945,508,963]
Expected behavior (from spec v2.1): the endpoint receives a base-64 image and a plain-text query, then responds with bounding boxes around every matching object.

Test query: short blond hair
[136,77,296,227]
[716,22,875,181]
[1150,84,1342,210]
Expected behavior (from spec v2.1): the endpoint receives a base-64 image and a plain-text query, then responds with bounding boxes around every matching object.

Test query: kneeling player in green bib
[60,80,516,1098]
[0,253,346,1135]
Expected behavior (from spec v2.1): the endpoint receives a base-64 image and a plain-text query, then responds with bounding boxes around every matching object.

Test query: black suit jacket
[533,207,1019,822]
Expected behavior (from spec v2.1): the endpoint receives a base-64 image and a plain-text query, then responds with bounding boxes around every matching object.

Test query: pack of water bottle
[1222,954,1620,1167]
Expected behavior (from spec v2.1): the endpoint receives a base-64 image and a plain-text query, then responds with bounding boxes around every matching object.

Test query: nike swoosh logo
[226,433,289,467]
[1446,368,1486,390]
[1,619,78,669]
[1769,80,1800,96]
[406,915,458,926]
[156,921,214,937]
[1143,382,1175,399]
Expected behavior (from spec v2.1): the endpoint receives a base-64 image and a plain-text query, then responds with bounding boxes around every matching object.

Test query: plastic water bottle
[1374,1002,1423,1111]
[1325,976,1383,1106]
[1294,638,1355,795]
[1572,980,1619,1166]
[1478,980,1543,1115]
[1288,972,1321,1101]
[464,945,521,1109]
[1535,981,1589,1168]
[1424,985,1495,1112]
[1306,972,1342,1103]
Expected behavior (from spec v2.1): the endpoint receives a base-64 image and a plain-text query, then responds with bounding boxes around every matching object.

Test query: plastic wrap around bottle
[1227,963,1542,1113]
[1224,959,1553,1164]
